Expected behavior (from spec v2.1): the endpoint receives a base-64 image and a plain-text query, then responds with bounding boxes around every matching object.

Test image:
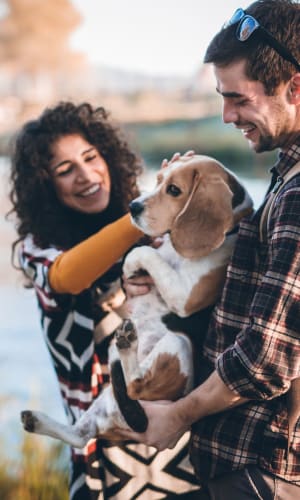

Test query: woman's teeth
[80,185,100,197]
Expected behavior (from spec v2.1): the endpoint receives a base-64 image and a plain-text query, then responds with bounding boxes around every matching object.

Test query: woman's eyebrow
[82,146,96,155]
[51,159,71,172]
[51,147,96,171]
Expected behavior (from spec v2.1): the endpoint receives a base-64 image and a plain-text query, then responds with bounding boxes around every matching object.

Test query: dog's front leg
[123,246,189,316]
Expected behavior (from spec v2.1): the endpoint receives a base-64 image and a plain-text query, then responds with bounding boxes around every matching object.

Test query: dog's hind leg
[116,320,193,402]
[109,329,148,433]
[21,409,97,449]
[115,319,142,384]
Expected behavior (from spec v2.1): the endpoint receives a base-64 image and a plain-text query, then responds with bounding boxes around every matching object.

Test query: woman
[9,102,200,499]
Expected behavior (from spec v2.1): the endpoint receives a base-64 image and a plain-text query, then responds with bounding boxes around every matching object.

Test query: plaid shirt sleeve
[217,181,300,400]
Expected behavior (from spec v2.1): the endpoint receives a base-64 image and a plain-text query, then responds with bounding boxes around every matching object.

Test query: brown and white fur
[21,155,253,448]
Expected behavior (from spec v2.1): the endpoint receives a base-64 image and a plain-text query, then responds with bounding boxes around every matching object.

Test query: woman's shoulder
[23,234,61,256]
[20,234,63,269]
[20,235,70,308]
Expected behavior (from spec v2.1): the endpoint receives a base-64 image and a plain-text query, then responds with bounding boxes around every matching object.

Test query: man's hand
[116,399,190,451]
[116,371,248,449]
[161,150,195,169]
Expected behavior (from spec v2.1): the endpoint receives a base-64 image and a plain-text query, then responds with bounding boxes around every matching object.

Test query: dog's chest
[127,239,186,356]
[156,236,182,269]
[129,289,170,357]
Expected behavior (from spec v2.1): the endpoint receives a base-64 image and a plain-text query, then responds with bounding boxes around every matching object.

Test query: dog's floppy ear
[170,170,234,259]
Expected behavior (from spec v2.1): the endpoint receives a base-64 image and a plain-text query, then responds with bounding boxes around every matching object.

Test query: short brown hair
[204,0,300,95]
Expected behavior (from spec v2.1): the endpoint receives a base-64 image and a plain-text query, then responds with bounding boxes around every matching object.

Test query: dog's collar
[226,225,239,237]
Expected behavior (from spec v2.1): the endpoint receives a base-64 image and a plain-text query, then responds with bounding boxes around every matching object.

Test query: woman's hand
[123,237,163,298]
[122,272,155,298]
[161,150,195,169]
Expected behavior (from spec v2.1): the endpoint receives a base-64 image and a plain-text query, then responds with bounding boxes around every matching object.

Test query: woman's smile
[76,183,101,198]
[50,134,111,214]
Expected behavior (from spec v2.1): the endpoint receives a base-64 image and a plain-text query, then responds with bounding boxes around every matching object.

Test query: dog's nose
[129,200,144,217]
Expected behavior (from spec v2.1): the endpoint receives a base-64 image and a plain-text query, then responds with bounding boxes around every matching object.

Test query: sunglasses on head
[223,8,300,72]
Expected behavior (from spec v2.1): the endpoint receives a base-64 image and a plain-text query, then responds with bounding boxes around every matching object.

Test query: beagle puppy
[21,155,253,447]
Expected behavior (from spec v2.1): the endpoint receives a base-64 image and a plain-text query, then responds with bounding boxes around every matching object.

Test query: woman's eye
[166,184,181,197]
[56,166,73,177]
[85,155,97,162]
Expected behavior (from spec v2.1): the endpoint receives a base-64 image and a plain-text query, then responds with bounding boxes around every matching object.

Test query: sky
[71,0,251,77]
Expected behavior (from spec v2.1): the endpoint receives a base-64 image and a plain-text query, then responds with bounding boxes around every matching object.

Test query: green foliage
[0,434,69,500]
[126,115,276,177]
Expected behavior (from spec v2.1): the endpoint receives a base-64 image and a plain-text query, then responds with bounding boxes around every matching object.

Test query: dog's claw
[21,410,37,433]
[115,319,137,349]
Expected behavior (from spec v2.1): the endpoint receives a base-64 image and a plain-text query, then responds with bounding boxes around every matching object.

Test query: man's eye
[236,99,248,106]
[166,184,181,197]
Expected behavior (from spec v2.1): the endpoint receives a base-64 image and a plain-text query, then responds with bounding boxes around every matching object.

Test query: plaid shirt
[190,142,300,485]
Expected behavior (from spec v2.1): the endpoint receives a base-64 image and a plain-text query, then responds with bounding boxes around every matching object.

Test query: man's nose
[222,101,238,124]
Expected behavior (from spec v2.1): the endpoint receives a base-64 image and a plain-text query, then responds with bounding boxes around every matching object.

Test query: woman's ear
[170,172,234,259]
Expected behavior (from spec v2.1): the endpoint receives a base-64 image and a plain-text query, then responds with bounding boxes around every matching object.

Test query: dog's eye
[166,184,181,197]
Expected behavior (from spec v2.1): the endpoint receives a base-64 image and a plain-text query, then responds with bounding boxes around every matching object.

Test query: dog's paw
[21,410,39,433]
[123,246,155,278]
[115,319,138,350]
[123,249,142,278]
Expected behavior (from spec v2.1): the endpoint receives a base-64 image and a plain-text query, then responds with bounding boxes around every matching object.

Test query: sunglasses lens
[224,8,245,28]
[237,16,259,41]
[223,11,300,72]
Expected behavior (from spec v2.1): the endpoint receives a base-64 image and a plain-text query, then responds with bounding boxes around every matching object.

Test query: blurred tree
[0,0,84,74]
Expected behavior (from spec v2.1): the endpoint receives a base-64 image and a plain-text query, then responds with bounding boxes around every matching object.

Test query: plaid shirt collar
[270,141,300,180]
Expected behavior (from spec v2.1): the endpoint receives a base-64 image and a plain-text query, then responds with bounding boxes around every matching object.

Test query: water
[0,286,67,457]
[0,157,67,461]
[0,160,269,462]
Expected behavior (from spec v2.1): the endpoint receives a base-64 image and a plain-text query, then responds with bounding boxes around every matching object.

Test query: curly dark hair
[9,102,143,252]
[204,0,300,95]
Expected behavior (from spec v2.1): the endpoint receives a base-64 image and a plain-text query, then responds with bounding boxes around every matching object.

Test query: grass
[0,434,69,500]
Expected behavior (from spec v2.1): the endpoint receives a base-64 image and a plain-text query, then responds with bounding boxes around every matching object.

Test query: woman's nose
[76,164,92,182]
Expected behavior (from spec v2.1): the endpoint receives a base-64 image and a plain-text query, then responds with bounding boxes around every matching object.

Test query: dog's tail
[111,359,148,433]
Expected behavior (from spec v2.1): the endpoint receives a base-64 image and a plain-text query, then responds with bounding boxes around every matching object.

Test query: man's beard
[254,130,297,153]
[252,134,275,153]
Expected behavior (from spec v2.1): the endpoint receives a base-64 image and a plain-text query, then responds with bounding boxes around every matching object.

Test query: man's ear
[289,74,300,104]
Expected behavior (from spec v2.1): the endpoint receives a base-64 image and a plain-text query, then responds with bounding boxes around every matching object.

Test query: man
[121,1,300,497]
